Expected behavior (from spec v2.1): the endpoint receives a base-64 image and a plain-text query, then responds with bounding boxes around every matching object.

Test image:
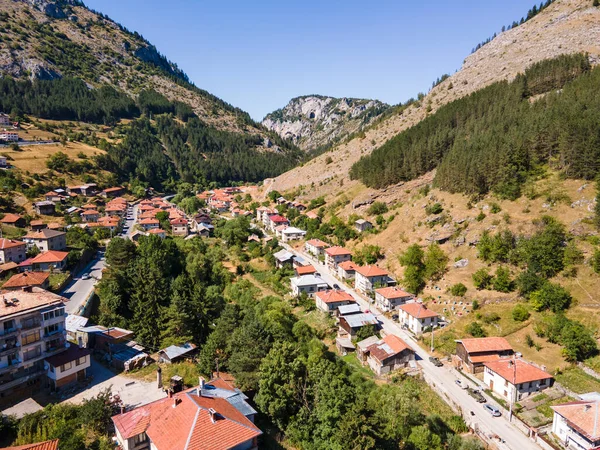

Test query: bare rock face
[22,0,81,19]
[263,95,389,151]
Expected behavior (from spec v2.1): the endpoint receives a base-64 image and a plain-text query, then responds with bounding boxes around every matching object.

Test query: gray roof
[282,227,306,235]
[343,313,378,329]
[292,255,307,265]
[336,337,355,349]
[159,343,197,360]
[65,314,89,333]
[273,249,294,262]
[198,383,257,417]
[34,201,55,207]
[356,335,380,351]
[338,304,361,315]
[290,275,328,287]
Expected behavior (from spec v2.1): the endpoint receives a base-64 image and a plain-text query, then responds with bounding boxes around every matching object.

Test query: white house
[337,261,358,280]
[315,290,355,313]
[354,265,391,293]
[0,156,7,168]
[290,275,329,297]
[552,401,600,450]
[483,359,553,402]
[324,246,352,269]
[397,303,439,335]
[0,131,18,142]
[354,219,373,233]
[305,239,329,256]
[45,345,91,391]
[374,287,413,312]
[280,227,306,243]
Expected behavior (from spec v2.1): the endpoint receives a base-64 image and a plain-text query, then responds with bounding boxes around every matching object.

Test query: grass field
[554,367,600,394]
[125,361,201,388]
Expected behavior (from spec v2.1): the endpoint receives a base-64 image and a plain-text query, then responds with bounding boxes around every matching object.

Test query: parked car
[455,379,468,390]
[333,283,340,290]
[429,356,443,367]
[391,314,399,321]
[483,403,501,417]
[81,274,91,280]
[468,388,486,403]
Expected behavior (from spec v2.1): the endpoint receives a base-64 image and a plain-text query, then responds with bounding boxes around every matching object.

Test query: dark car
[429,356,443,367]
[468,388,486,403]
[333,283,341,290]
[391,314,399,321]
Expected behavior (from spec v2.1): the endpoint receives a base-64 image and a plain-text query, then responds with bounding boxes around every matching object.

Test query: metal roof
[65,314,89,333]
[290,275,328,287]
[160,343,197,360]
[338,304,361,315]
[273,249,294,261]
[343,313,378,328]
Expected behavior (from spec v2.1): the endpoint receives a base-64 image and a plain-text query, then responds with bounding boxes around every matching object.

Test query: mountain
[262,95,389,152]
[0,0,301,187]
[267,0,600,200]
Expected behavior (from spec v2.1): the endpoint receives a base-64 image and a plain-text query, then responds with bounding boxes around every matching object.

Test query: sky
[84,0,534,121]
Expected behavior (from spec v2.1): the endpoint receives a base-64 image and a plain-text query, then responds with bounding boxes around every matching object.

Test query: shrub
[492,266,513,292]
[481,313,500,324]
[476,212,486,222]
[472,268,492,290]
[425,203,443,215]
[471,299,480,310]
[489,202,501,214]
[525,334,535,348]
[325,156,333,165]
[512,304,530,322]
[449,283,467,297]
[367,201,388,215]
[530,282,572,313]
[591,249,600,274]
[466,322,486,337]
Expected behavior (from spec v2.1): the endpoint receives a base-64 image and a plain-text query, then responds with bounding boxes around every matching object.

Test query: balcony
[0,327,18,338]
[21,319,42,331]
[0,343,18,357]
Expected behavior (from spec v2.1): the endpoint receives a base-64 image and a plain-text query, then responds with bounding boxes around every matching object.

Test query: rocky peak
[263,95,389,151]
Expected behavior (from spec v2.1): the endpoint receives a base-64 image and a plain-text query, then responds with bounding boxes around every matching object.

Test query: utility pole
[430,325,434,352]
[508,355,517,422]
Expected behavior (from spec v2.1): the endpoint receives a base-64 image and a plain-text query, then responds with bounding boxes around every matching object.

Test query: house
[45,345,91,391]
[273,249,294,268]
[0,113,10,126]
[305,211,319,220]
[34,201,56,216]
[197,224,212,238]
[337,260,359,280]
[305,239,329,256]
[295,264,317,276]
[158,343,197,364]
[290,275,329,297]
[100,186,126,198]
[280,226,307,243]
[148,229,166,239]
[0,287,67,406]
[139,218,160,231]
[338,313,378,338]
[1,213,25,228]
[18,258,33,272]
[0,239,27,264]
[552,400,600,450]
[31,251,69,272]
[0,130,18,142]
[366,334,415,375]
[171,218,189,236]
[324,246,352,269]
[483,358,553,401]
[375,287,413,312]
[67,183,97,196]
[354,265,393,294]
[45,191,63,203]
[356,335,380,362]
[130,230,148,242]
[111,385,262,450]
[256,206,275,224]
[454,337,514,373]
[398,303,439,335]
[267,214,290,232]
[0,155,6,168]
[29,220,47,231]
[315,289,355,313]
[355,219,373,232]
[337,303,361,317]
[335,336,355,356]
[65,314,89,344]
[23,229,67,252]
[3,271,50,290]
[81,209,100,223]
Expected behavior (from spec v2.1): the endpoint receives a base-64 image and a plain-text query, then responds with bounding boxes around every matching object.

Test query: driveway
[282,243,541,450]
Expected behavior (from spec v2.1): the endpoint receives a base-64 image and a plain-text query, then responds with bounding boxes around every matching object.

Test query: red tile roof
[458,337,513,354]
[139,218,159,225]
[112,391,261,450]
[296,265,317,275]
[3,271,49,288]
[552,401,600,441]
[355,264,388,277]
[306,239,329,248]
[31,250,68,264]
[399,303,438,319]
[268,215,288,223]
[376,286,412,299]
[0,238,25,250]
[3,439,60,450]
[82,210,100,215]
[0,213,23,224]
[367,334,412,362]
[483,359,552,385]
[325,246,351,256]
[170,218,188,225]
[337,260,358,271]
[315,289,354,304]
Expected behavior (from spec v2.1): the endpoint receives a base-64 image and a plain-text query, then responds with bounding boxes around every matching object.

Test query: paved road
[282,243,540,450]
[63,202,137,315]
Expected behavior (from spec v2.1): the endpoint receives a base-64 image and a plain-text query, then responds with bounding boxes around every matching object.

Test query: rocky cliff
[262,95,389,151]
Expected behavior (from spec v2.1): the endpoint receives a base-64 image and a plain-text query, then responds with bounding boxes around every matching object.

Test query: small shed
[158,343,198,364]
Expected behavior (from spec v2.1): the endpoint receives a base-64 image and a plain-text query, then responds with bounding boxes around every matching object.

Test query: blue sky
[84,0,535,120]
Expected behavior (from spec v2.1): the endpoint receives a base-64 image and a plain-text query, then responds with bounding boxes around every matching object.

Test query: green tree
[399,244,426,294]
[591,249,600,274]
[530,282,572,312]
[512,304,530,322]
[408,425,443,450]
[449,283,467,297]
[492,266,513,292]
[367,201,388,215]
[466,322,486,337]
[424,243,448,281]
[472,268,492,290]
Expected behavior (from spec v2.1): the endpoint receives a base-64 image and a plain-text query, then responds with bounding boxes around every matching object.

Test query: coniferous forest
[350,54,598,199]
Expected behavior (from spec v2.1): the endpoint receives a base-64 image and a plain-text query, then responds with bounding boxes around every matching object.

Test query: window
[540,378,547,386]
[504,379,508,387]
[76,356,85,366]
[45,324,59,336]
[22,330,41,345]
[133,433,147,445]
[3,320,14,332]
[519,383,523,389]
[60,362,72,372]
[49,365,54,373]
[23,346,41,361]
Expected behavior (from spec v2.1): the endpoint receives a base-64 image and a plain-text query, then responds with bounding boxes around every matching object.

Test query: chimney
[157,367,162,389]
[168,389,173,399]
[208,407,217,423]
[199,376,206,390]
[172,397,181,408]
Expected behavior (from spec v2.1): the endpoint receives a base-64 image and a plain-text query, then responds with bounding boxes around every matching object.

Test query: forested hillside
[0,0,301,187]
[350,54,596,198]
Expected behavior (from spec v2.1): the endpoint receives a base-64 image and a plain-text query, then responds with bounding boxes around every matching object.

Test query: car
[391,314,399,321]
[483,403,501,417]
[333,283,341,290]
[429,356,443,367]
[468,388,486,403]
[81,274,91,280]
[455,379,468,389]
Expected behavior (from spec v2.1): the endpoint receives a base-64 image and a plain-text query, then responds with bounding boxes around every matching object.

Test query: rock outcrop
[263,95,389,151]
